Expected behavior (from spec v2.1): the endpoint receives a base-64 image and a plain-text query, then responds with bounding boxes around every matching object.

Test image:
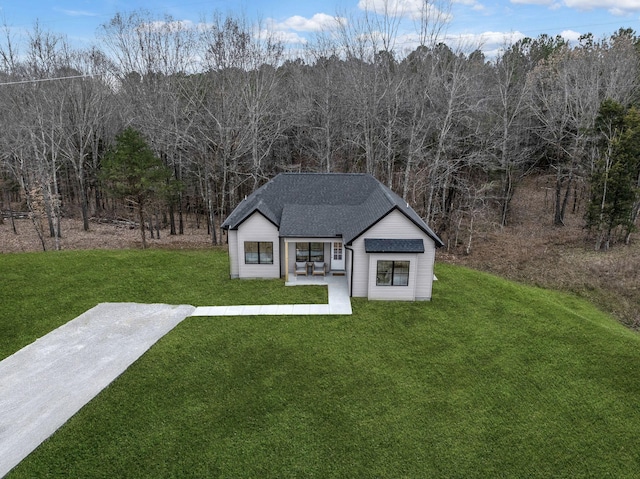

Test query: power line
[0,73,99,86]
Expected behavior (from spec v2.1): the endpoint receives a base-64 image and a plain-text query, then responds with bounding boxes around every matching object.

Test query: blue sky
[1,0,639,56]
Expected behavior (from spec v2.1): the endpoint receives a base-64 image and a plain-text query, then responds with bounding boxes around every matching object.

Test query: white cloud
[564,0,640,11]
[358,0,452,20]
[560,29,582,41]
[275,13,345,32]
[512,0,640,13]
[452,30,526,49]
[439,30,527,57]
[57,9,98,17]
[260,13,347,45]
[509,0,555,5]
[454,0,486,9]
[261,29,308,44]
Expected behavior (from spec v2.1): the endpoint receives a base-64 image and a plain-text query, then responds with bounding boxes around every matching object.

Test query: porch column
[284,239,289,282]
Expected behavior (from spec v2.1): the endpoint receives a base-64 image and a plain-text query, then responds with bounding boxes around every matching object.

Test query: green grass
[0,248,326,361]
[4,250,640,477]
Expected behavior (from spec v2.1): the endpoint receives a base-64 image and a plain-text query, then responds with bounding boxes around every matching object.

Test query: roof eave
[225,208,280,231]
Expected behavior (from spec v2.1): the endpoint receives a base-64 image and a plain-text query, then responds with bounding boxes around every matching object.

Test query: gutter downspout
[345,245,354,297]
[281,237,285,281]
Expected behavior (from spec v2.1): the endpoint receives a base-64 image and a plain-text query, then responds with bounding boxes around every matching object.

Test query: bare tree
[57,48,115,230]
[488,40,535,226]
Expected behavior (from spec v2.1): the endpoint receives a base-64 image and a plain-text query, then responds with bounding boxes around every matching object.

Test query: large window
[376,260,409,286]
[244,241,273,264]
[296,242,324,262]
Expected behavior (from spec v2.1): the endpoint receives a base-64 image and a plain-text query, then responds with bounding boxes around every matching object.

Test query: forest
[1,8,639,251]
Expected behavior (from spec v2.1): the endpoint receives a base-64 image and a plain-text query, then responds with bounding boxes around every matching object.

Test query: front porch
[282,238,346,282]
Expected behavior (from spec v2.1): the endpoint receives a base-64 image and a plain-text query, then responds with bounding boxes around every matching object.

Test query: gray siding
[350,209,436,300]
[236,212,280,279]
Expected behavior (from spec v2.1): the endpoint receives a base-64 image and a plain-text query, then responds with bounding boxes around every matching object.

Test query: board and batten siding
[235,212,280,279]
[350,209,437,300]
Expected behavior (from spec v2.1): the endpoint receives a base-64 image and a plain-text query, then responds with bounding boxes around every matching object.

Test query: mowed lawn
[3,250,640,478]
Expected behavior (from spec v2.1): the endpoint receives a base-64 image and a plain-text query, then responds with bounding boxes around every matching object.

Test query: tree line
[0,9,639,250]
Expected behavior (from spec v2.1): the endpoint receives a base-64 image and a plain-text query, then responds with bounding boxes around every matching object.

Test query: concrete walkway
[0,303,195,478]
[191,274,352,316]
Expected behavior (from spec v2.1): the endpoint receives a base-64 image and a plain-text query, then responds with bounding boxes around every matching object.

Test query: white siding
[350,209,437,300]
[345,246,353,294]
[228,230,239,278]
[367,253,417,301]
[236,212,280,279]
[416,236,436,301]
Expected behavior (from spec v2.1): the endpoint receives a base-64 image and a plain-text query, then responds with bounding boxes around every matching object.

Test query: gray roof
[364,238,425,253]
[221,173,444,247]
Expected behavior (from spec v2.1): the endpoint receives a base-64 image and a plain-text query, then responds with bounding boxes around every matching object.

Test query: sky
[1,0,639,57]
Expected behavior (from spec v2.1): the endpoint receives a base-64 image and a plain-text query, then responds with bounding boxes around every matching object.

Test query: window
[376,260,409,286]
[296,242,324,262]
[333,242,343,260]
[244,241,273,264]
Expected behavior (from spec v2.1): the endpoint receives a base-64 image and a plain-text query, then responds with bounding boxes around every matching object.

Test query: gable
[233,208,278,231]
[236,210,279,235]
[349,206,441,247]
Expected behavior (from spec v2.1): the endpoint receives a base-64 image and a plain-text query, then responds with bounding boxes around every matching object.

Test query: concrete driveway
[0,303,195,478]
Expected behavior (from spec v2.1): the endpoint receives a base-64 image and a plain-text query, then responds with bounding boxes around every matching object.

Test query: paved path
[0,303,195,478]
[191,274,352,316]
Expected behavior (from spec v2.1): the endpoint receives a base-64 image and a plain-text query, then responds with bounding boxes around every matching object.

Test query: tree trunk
[80,180,90,231]
[138,198,147,249]
[169,202,176,235]
[554,169,565,226]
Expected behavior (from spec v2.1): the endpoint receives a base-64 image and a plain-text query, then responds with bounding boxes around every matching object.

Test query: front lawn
[0,248,326,361]
[3,251,640,477]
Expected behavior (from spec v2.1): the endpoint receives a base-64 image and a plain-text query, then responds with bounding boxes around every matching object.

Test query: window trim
[376,260,410,286]
[244,241,274,264]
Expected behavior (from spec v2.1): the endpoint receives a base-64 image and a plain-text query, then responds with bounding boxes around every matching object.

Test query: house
[221,173,444,301]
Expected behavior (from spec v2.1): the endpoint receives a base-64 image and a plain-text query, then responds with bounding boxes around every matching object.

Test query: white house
[221,173,444,301]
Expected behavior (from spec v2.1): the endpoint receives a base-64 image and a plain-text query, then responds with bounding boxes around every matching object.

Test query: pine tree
[587,101,640,250]
[101,128,172,249]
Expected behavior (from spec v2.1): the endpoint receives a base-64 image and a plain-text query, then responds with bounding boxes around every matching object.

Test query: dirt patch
[441,175,640,329]
[0,216,215,253]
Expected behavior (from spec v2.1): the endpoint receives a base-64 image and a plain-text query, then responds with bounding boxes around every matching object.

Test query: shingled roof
[221,173,444,247]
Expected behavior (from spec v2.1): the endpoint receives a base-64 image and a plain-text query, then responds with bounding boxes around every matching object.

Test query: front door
[332,241,345,271]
